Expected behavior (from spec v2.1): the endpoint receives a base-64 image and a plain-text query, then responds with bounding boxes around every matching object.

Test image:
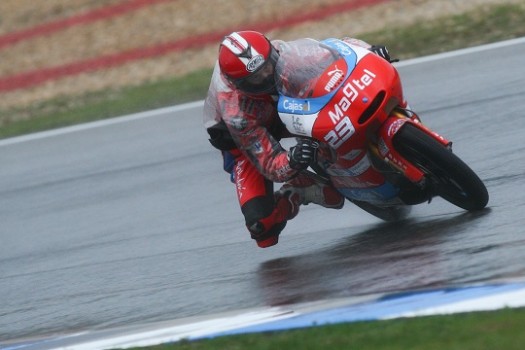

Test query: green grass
[0,69,212,138]
[1,3,524,139]
[124,308,525,350]
[358,3,525,59]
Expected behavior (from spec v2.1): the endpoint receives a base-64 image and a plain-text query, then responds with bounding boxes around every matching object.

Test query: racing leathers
[203,37,384,248]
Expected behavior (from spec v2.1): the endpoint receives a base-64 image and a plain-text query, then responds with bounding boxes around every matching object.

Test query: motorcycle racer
[203,30,392,248]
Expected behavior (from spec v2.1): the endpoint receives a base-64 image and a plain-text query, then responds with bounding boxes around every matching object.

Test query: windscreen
[275,38,342,99]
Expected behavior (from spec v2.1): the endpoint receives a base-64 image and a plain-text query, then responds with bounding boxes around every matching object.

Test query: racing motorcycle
[275,38,488,221]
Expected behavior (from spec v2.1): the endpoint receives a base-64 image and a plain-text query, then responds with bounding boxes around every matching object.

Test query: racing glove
[370,45,398,63]
[288,138,319,170]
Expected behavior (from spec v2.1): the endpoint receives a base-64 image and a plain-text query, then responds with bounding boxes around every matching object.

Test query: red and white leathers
[203,37,381,248]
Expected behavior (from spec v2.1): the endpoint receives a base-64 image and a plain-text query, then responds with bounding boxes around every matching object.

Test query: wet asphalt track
[1,38,525,344]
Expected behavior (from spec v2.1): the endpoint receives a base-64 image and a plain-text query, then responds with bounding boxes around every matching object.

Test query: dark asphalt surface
[1,38,525,344]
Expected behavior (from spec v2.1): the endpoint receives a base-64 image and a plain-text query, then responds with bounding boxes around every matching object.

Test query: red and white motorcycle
[276,38,488,221]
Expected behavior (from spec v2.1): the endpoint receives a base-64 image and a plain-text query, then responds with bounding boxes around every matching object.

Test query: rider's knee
[242,197,287,248]
[247,220,286,248]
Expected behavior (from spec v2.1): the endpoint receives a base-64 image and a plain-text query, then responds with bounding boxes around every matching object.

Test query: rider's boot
[274,188,302,220]
[277,182,345,210]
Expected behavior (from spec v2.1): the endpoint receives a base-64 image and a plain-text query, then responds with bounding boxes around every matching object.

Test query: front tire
[393,124,489,211]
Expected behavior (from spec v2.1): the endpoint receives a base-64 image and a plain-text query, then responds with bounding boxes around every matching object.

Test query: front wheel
[393,124,489,211]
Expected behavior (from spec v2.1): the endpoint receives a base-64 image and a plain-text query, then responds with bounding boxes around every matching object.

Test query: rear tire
[393,124,488,211]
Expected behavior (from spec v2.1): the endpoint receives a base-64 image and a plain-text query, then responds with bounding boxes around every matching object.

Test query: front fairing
[276,38,363,140]
[276,38,403,153]
[275,39,406,203]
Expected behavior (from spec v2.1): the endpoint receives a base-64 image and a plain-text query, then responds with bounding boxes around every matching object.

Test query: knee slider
[247,220,286,242]
[242,196,287,247]
[248,221,286,248]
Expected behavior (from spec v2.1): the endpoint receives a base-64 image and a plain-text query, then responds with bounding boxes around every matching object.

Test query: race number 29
[323,116,355,149]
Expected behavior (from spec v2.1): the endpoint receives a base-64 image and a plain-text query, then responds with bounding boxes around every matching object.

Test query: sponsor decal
[235,160,246,199]
[282,99,311,113]
[386,153,408,171]
[378,138,389,156]
[247,55,264,72]
[251,141,263,154]
[327,69,377,125]
[326,153,371,177]
[387,119,405,137]
[292,115,307,135]
[324,66,344,92]
[328,40,354,56]
[322,68,377,149]
[347,154,371,176]
[230,117,248,131]
[276,165,292,178]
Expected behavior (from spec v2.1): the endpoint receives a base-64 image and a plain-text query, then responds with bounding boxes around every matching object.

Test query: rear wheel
[393,124,488,211]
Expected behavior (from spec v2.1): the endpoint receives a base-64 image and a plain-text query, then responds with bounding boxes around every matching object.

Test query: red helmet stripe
[222,32,261,66]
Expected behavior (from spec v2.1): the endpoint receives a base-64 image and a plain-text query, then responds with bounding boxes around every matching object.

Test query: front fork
[370,109,451,184]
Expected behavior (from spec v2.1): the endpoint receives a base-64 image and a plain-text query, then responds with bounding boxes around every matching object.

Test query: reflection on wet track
[257,210,494,306]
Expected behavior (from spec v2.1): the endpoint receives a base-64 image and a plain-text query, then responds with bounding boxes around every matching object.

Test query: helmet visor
[232,47,279,95]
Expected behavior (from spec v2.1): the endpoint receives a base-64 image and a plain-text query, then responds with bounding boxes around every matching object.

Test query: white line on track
[0,100,204,147]
[1,36,524,148]
[7,282,522,350]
